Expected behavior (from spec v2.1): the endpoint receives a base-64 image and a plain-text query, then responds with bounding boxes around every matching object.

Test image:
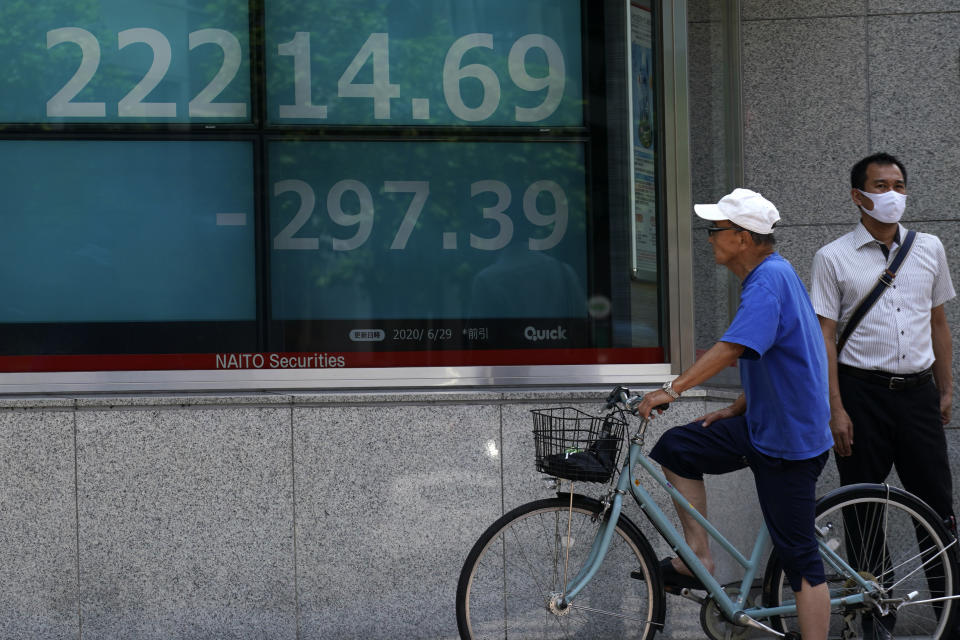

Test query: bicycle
[456,386,960,639]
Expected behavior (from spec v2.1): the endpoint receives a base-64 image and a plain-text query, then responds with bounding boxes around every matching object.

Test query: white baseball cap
[694,188,780,235]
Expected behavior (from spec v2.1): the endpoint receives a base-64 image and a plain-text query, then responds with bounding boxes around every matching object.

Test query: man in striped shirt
[810,151,956,638]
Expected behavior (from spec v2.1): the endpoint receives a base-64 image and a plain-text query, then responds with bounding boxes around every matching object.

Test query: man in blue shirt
[636,188,833,639]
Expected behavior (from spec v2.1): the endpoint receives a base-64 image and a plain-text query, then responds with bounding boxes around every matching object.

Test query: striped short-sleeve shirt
[810,222,955,374]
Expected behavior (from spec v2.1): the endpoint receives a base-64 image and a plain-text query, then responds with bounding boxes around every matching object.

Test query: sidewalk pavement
[661,595,708,639]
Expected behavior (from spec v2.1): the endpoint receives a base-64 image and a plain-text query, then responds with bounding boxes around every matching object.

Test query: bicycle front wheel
[456,495,665,640]
[762,483,959,639]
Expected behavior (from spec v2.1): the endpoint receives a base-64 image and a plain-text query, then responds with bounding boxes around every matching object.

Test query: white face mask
[857,189,906,223]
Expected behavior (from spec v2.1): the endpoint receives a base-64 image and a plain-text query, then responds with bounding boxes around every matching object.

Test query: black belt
[838,364,934,391]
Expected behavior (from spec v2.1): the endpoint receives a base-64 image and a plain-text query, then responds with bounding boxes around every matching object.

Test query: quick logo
[524,325,568,342]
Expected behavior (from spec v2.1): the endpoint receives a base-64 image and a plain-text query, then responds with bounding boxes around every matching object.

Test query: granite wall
[0,389,753,639]
[3,389,957,639]
[708,0,960,393]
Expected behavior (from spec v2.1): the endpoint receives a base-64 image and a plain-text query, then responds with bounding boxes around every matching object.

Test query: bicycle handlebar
[603,386,631,411]
[603,385,669,414]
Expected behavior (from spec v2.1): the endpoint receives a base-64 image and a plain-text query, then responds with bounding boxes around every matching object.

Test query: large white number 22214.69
[277,32,565,123]
[46,27,246,119]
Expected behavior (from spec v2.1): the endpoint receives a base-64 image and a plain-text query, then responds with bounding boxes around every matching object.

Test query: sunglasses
[706,225,744,236]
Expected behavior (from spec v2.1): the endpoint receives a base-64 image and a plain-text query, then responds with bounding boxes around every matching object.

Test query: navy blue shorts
[649,416,829,592]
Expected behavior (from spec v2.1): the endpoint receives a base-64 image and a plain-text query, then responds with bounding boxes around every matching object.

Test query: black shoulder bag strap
[836,229,916,354]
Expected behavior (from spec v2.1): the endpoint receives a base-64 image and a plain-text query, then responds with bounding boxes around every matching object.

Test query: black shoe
[861,612,895,640]
[657,557,706,591]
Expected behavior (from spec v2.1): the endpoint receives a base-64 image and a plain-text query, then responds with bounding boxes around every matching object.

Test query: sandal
[658,557,706,590]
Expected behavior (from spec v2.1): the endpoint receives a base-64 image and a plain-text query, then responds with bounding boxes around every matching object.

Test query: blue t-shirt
[721,253,833,460]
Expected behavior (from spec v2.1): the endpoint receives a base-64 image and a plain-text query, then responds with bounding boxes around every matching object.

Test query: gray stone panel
[0,409,78,639]
[693,233,741,363]
[687,0,722,23]
[869,0,960,13]
[76,408,295,639]
[743,0,865,19]
[73,393,292,408]
[687,11,740,367]
[688,20,729,205]
[772,222,855,290]
[949,427,960,522]
[500,400,556,510]
[741,17,869,226]
[293,403,499,640]
[867,12,960,222]
[911,222,960,403]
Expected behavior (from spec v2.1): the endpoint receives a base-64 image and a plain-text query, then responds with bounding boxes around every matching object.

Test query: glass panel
[0,140,255,324]
[265,0,583,126]
[268,139,612,363]
[0,0,251,124]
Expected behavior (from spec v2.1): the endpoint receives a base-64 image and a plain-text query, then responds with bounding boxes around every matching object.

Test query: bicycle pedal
[629,567,688,591]
[631,567,684,593]
[629,569,694,597]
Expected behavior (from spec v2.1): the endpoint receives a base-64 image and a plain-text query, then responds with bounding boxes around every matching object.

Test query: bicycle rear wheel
[456,495,665,639]
[762,483,959,639]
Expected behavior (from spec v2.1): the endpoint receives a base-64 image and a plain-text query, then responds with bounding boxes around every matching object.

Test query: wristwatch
[661,379,681,400]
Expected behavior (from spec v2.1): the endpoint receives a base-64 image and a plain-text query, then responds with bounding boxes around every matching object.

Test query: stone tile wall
[0,389,813,639]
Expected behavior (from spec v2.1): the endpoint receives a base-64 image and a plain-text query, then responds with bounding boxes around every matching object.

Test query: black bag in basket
[540,421,620,483]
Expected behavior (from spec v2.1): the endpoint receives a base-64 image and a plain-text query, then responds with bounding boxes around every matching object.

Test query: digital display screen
[0,0,251,123]
[0,0,581,127]
[0,140,256,323]
[265,0,583,126]
[0,1,665,374]
[268,140,589,352]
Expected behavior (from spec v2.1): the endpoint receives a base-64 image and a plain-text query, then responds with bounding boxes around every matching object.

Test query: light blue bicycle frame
[560,427,875,628]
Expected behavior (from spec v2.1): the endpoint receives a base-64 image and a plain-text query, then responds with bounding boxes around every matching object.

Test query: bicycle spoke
[889,538,959,594]
[763,486,957,639]
[458,497,662,639]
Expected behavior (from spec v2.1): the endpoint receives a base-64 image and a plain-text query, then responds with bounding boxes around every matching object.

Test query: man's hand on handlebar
[634,389,673,419]
[605,386,671,418]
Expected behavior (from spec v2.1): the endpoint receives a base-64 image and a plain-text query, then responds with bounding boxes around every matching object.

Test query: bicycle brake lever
[604,385,630,410]
[606,388,634,411]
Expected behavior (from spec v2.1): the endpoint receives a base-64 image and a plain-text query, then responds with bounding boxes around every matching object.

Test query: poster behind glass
[624,0,662,350]
[631,1,657,281]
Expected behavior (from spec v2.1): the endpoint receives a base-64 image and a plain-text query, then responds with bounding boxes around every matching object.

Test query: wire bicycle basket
[531,407,627,483]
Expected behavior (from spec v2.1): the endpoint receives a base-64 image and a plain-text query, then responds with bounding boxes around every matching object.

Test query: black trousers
[836,371,957,637]
[836,372,954,523]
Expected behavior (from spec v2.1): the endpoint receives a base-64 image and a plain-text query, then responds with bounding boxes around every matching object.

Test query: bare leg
[795,578,829,639]
[663,467,715,577]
